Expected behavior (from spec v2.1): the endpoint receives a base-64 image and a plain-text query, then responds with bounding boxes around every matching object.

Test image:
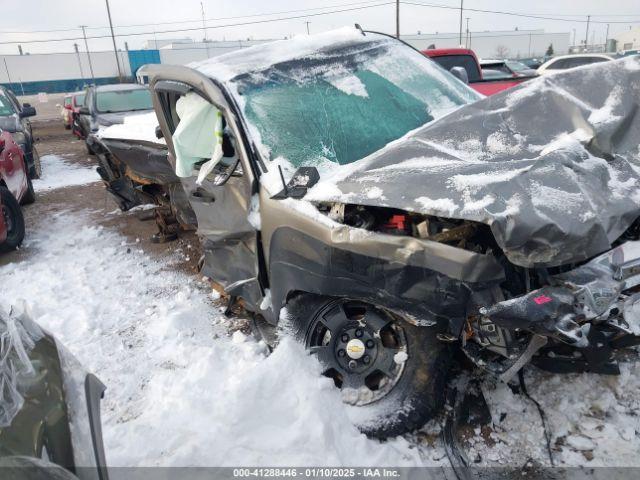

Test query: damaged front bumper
[479,240,640,375]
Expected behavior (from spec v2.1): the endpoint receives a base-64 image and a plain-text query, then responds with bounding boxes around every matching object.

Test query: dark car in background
[0,307,109,480]
[0,86,39,179]
[77,84,153,154]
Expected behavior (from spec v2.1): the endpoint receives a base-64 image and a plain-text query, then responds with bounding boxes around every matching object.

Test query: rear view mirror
[450,66,469,84]
[19,105,36,118]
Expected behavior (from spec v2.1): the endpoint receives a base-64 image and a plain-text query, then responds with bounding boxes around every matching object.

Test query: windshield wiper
[271,166,320,199]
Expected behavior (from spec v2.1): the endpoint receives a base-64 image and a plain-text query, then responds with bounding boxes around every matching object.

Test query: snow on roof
[98,111,165,145]
[190,27,381,82]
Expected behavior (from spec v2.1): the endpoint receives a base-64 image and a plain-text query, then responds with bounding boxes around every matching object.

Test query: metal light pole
[80,25,96,83]
[305,21,311,35]
[396,0,400,39]
[74,43,85,80]
[458,0,464,45]
[465,17,470,48]
[105,0,123,80]
[584,15,591,52]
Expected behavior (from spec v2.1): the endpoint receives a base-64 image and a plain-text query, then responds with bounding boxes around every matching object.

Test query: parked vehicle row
[0,129,35,253]
[0,86,39,179]
[90,28,640,439]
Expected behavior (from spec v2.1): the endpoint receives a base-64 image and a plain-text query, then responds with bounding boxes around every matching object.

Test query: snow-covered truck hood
[306,56,640,268]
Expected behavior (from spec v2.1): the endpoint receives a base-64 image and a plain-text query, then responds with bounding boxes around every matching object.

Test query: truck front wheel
[287,294,452,438]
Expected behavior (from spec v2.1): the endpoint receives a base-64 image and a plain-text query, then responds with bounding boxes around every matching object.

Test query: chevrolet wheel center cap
[346,339,365,359]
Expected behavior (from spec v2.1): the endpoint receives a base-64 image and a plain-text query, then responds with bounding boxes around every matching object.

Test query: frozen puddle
[33,154,100,191]
[0,210,426,467]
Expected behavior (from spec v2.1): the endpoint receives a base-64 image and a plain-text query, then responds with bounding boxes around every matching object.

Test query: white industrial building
[614,27,640,52]
[401,29,570,59]
[0,28,571,94]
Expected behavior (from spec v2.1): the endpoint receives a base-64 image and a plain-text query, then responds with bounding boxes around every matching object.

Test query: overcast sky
[0,0,638,55]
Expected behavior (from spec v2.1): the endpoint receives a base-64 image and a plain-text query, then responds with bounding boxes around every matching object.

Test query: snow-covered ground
[33,154,100,192]
[1,159,638,468]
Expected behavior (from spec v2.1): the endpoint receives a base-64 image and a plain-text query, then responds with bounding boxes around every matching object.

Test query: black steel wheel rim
[306,300,407,406]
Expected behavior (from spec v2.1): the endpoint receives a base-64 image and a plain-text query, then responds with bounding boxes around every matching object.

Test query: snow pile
[33,154,100,192]
[471,364,640,466]
[97,111,165,145]
[0,210,426,467]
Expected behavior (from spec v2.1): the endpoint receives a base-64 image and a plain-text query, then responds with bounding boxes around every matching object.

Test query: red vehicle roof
[422,48,477,58]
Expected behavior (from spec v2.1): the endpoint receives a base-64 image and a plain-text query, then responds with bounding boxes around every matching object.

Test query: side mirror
[155,125,164,139]
[450,66,469,84]
[79,107,90,115]
[23,103,31,108]
[19,106,36,118]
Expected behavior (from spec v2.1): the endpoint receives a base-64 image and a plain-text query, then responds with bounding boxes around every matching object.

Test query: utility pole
[201,2,211,58]
[3,58,13,89]
[458,0,464,46]
[74,43,85,80]
[105,0,123,80]
[605,23,610,51]
[465,17,470,48]
[305,21,311,35]
[80,25,95,83]
[396,0,400,39]
[584,15,591,52]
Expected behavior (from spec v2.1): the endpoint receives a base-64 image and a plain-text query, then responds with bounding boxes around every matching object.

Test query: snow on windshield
[192,28,479,192]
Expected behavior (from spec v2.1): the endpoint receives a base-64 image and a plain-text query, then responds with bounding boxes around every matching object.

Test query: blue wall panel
[128,49,161,76]
[0,76,126,95]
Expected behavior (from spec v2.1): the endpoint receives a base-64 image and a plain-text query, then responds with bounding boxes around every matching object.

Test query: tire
[0,187,25,252]
[20,174,36,205]
[28,147,41,179]
[286,293,452,438]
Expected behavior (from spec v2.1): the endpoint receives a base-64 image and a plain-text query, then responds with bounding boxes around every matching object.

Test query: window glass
[430,55,482,82]
[0,94,16,116]
[235,40,479,168]
[96,89,153,113]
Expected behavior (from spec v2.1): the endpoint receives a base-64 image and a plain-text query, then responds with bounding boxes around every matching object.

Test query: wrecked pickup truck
[89,113,196,242]
[139,27,640,438]
[0,305,109,479]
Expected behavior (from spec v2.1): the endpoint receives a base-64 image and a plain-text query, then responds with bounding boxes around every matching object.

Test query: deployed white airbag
[173,92,223,184]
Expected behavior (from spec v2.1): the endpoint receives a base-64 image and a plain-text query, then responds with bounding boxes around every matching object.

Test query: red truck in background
[423,48,532,96]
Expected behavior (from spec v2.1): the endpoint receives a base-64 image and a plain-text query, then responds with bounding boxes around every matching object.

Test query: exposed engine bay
[319,202,640,380]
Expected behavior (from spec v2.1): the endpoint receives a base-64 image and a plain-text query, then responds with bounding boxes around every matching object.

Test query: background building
[401,29,570,59]
[614,27,640,52]
[0,29,570,94]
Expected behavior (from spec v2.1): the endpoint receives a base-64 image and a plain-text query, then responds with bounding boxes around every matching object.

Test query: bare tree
[494,45,510,58]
